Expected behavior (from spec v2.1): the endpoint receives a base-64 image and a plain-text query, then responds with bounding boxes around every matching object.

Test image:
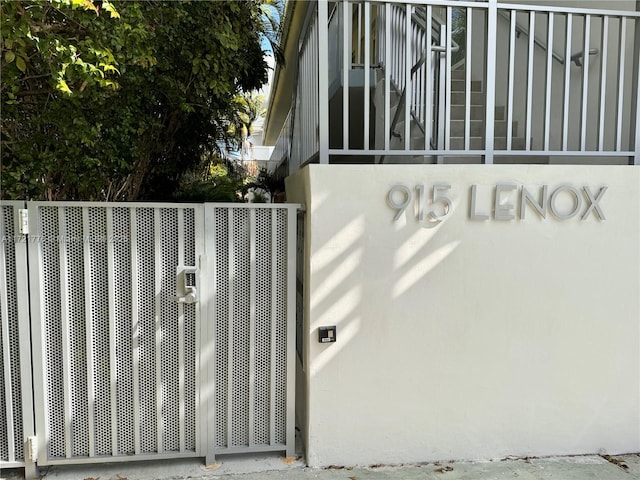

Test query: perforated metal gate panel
[26,202,296,468]
[206,205,296,455]
[28,203,204,465]
[0,201,34,469]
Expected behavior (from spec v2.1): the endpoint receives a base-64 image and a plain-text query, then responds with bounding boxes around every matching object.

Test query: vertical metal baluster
[444,6,452,150]
[507,10,516,151]
[616,17,627,151]
[365,2,371,150]
[424,5,432,150]
[526,11,535,151]
[385,2,391,151]
[633,15,640,164]
[357,3,362,63]
[397,8,401,86]
[343,1,350,149]
[544,13,554,151]
[563,13,573,151]
[580,15,591,151]
[485,0,498,163]
[303,30,308,160]
[314,23,319,153]
[416,27,422,136]
[405,3,412,149]
[599,16,609,151]
[465,7,473,150]
[437,22,447,161]
[318,1,329,163]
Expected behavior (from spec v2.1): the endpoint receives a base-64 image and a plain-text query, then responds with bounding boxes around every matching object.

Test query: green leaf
[5,51,15,63]
[99,63,120,74]
[16,56,26,72]
[56,79,72,94]
[102,1,121,19]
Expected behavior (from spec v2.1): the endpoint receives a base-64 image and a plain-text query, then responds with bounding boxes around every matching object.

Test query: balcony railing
[270,0,640,174]
[270,109,293,173]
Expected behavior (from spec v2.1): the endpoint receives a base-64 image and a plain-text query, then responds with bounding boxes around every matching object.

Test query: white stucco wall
[286,164,640,467]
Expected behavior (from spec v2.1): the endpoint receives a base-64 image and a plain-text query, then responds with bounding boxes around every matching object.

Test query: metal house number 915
[387,183,452,222]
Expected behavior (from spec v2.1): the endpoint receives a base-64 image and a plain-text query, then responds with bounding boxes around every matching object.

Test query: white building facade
[265,0,640,467]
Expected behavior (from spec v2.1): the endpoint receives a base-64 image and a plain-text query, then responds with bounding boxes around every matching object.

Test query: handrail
[390,8,458,134]
[497,10,598,66]
[386,5,455,160]
[570,49,599,67]
[413,9,460,54]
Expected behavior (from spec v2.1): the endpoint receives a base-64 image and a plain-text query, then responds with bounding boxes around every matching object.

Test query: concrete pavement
[2,453,638,480]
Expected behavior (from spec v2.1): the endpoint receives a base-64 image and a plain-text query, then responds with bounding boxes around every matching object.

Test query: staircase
[384,67,549,164]
[448,69,522,151]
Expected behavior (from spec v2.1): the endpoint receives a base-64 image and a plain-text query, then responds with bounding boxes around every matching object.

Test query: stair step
[452,69,466,80]
[451,105,484,120]
[451,79,483,93]
[450,105,506,121]
[452,91,485,106]
[450,120,517,137]
[389,106,506,127]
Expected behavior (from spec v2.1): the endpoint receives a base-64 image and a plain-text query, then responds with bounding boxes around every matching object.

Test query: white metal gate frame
[28,201,206,466]
[0,201,36,477]
[202,204,297,458]
[1,201,298,476]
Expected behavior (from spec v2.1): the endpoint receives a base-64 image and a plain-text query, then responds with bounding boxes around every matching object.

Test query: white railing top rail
[497,2,640,17]
[360,0,640,16]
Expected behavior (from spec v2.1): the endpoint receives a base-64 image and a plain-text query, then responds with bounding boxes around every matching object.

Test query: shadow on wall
[308,191,462,377]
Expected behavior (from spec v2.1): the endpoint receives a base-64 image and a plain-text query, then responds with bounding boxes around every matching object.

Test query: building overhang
[264,0,314,146]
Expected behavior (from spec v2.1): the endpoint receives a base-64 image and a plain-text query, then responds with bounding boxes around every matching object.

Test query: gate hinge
[19,209,29,235]
[28,436,37,461]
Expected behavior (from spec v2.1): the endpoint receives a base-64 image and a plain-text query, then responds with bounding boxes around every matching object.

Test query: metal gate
[27,202,205,465]
[0,202,36,476]
[204,205,296,455]
[16,201,297,471]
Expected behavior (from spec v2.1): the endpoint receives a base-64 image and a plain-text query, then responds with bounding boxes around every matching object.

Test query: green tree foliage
[221,92,267,157]
[1,0,270,201]
[245,167,285,202]
[174,159,249,203]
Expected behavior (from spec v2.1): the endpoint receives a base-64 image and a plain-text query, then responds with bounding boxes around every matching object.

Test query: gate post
[286,207,298,457]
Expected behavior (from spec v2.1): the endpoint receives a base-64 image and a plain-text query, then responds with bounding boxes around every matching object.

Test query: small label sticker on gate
[19,209,29,235]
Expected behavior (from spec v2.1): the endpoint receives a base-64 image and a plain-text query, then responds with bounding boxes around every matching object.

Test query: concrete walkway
[3,453,638,480]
